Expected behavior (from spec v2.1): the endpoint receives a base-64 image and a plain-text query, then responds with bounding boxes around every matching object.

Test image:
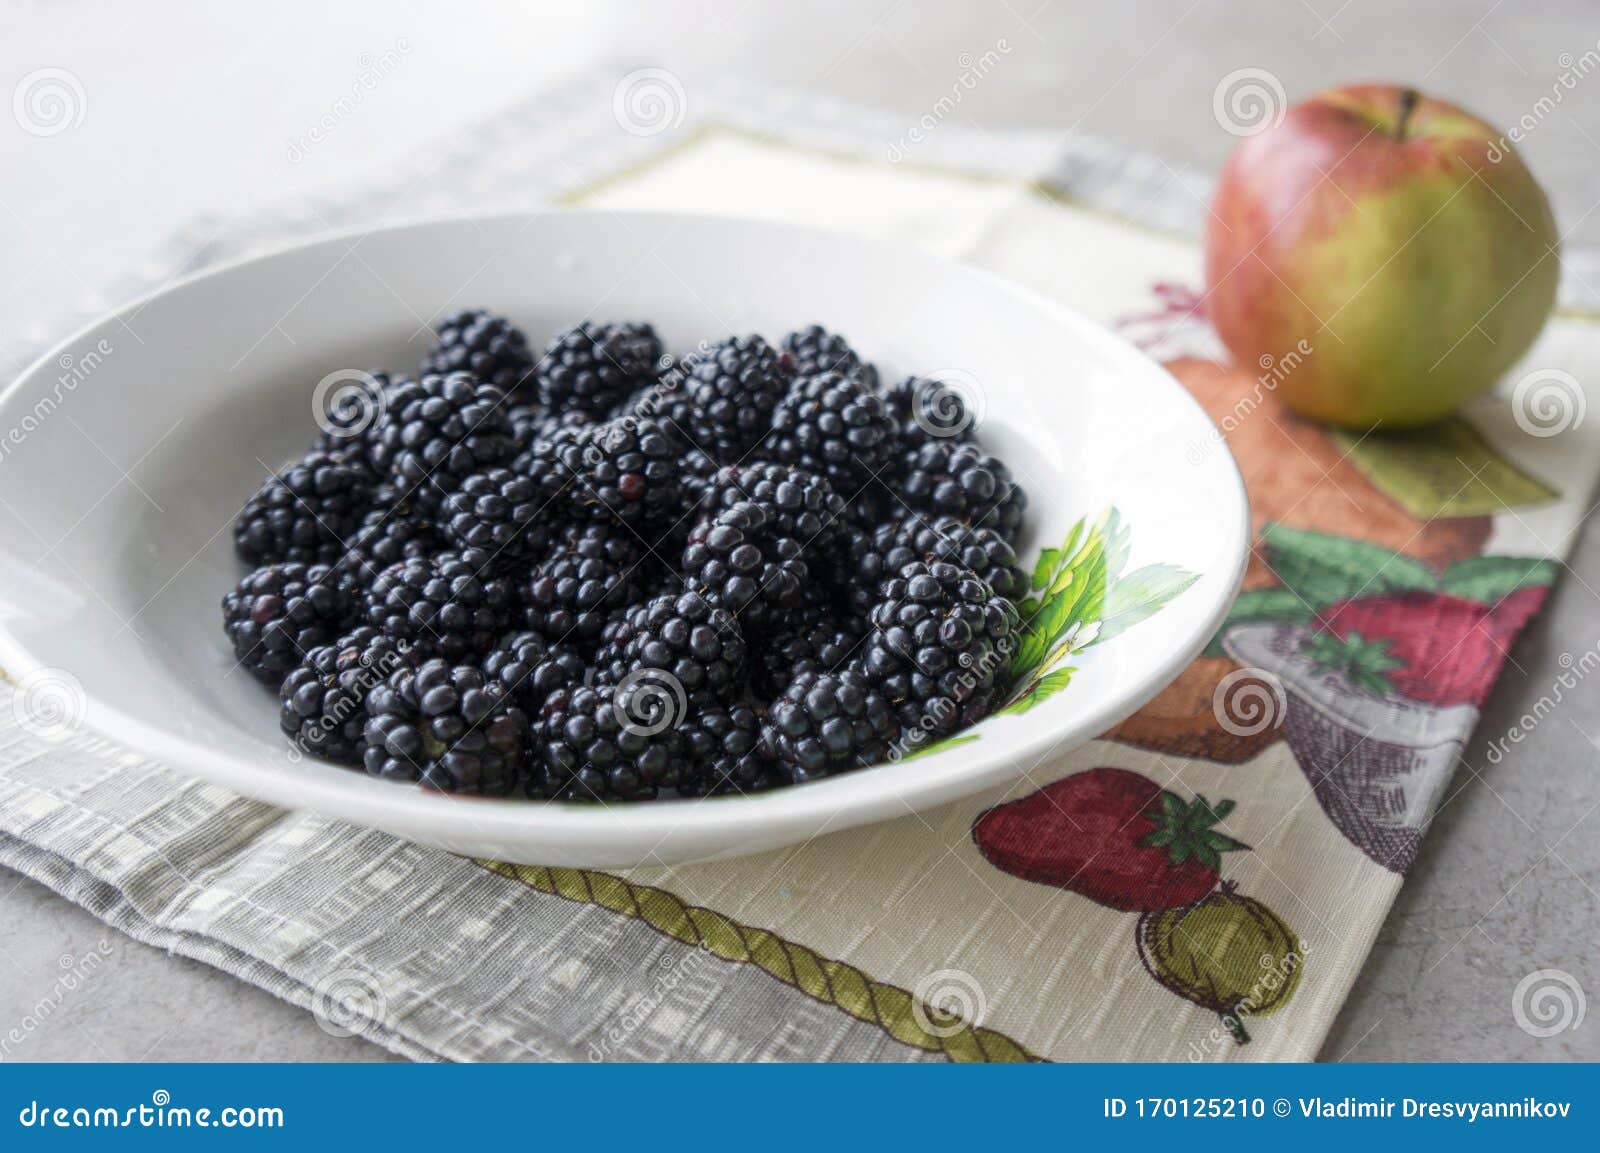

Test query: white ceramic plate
[0,211,1246,867]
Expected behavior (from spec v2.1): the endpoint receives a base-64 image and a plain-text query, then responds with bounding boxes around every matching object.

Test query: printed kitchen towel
[2,65,1598,1062]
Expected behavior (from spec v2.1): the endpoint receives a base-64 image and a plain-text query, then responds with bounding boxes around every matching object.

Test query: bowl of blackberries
[0,212,1247,865]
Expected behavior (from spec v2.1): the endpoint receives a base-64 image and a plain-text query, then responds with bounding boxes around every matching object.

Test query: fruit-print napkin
[3,65,1599,1062]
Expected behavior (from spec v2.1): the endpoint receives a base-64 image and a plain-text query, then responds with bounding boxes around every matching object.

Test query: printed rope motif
[476,859,1041,1062]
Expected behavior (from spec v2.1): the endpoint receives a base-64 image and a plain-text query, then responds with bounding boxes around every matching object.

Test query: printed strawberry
[1312,586,1544,707]
[972,767,1248,912]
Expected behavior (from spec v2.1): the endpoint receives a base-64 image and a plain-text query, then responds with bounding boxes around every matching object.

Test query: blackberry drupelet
[696,460,849,558]
[365,548,516,661]
[781,325,878,388]
[594,588,747,702]
[234,450,373,567]
[441,466,557,562]
[681,500,808,631]
[370,371,517,512]
[521,520,648,645]
[898,440,1028,544]
[481,629,587,714]
[551,416,680,531]
[363,659,527,795]
[760,669,897,784]
[862,559,1020,735]
[536,321,662,419]
[528,682,685,801]
[222,562,354,684]
[278,627,413,764]
[882,375,977,445]
[768,370,899,503]
[676,704,776,796]
[757,593,862,695]
[420,309,536,397]
[676,445,723,519]
[683,334,792,464]
[338,495,442,587]
[848,512,1028,615]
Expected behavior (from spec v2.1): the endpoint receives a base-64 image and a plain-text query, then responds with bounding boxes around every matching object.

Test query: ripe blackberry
[536,320,662,419]
[234,450,372,567]
[551,417,680,530]
[521,521,648,645]
[696,460,848,556]
[683,334,792,464]
[676,704,777,796]
[848,513,1028,614]
[782,325,878,388]
[757,596,862,695]
[481,630,587,714]
[898,440,1028,544]
[338,495,442,587]
[769,371,899,502]
[420,309,536,398]
[365,548,516,661]
[862,560,1020,735]
[441,466,557,562]
[681,500,807,631]
[676,445,722,517]
[363,659,526,795]
[882,375,977,444]
[371,371,516,512]
[222,562,354,684]
[594,589,747,702]
[528,682,685,801]
[278,627,413,764]
[760,669,896,784]
[508,403,542,456]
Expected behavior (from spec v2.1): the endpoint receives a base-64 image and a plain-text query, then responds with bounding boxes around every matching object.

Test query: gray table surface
[2,0,1596,1062]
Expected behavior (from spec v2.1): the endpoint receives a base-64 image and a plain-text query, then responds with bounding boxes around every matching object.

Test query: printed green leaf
[1440,554,1557,603]
[1090,562,1199,647]
[1204,587,1316,656]
[1031,548,1061,591]
[896,733,980,763]
[996,668,1076,717]
[1261,523,1437,606]
[1011,535,1108,677]
[1100,507,1132,585]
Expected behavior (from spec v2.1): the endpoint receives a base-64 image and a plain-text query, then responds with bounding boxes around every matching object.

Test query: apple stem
[1395,88,1420,141]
